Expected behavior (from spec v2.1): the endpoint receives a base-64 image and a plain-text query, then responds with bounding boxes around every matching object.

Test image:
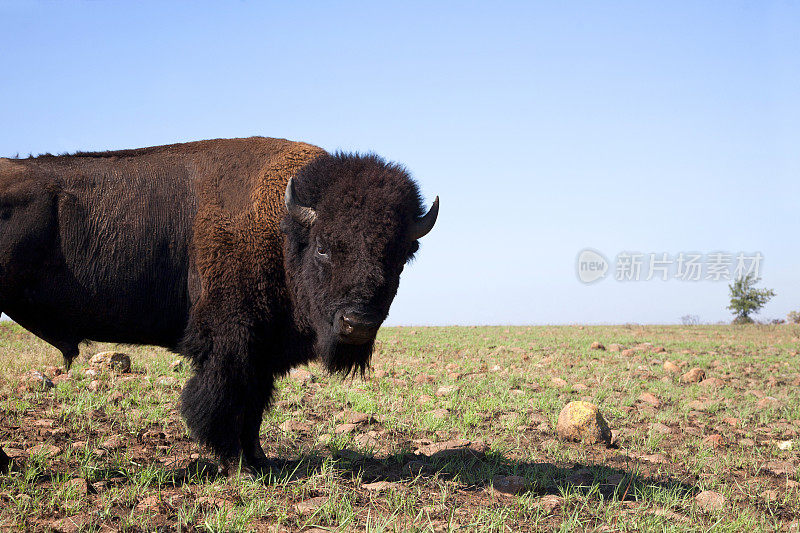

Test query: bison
[0,137,438,473]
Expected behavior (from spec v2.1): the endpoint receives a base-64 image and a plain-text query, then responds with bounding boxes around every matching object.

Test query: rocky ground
[0,323,798,531]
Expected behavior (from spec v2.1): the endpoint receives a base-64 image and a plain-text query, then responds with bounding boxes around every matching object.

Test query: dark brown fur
[0,137,434,471]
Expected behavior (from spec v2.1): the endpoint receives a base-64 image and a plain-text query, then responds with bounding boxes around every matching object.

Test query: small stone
[354,432,379,449]
[63,478,90,496]
[701,434,724,448]
[290,368,313,383]
[556,401,612,445]
[101,435,123,449]
[680,368,706,384]
[346,412,372,425]
[362,481,399,492]
[653,346,666,353]
[169,360,183,372]
[695,490,725,511]
[414,373,434,384]
[608,344,624,352]
[18,370,55,392]
[295,496,329,515]
[90,351,131,373]
[778,440,793,451]
[335,423,357,434]
[87,380,101,392]
[29,443,60,457]
[757,397,781,409]
[550,377,568,388]
[650,423,673,435]
[157,376,178,387]
[492,475,527,495]
[536,494,564,512]
[621,349,636,357]
[435,385,458,397]
[71,441,86,450]
[316,434,332,445]
[590,342,605,351]
[638,392,661,408]
[279,420,311,433]
[663,361,680,373]
[764,460,795,476]
[431,408,449,420]
[700,377,725,388]
[417,394,433,405]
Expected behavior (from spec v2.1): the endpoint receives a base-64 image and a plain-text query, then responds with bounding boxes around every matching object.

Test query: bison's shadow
[175,446,697,501]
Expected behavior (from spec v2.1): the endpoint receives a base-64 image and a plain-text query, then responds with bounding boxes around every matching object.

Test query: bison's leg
[240,375,276,473]
[179,307,268,475]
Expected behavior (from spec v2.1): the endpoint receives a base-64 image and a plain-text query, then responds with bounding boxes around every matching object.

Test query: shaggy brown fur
[0,137,436,472]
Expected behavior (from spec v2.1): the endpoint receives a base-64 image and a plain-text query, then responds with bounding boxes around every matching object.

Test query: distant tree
[727,274,775,324]
[788,311,800,324]
[681,314,700,326]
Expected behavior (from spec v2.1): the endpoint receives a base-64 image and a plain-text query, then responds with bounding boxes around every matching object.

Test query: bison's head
[281,153,438,375]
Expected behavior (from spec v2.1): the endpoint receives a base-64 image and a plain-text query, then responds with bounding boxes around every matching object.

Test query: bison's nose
[339,314,380,344]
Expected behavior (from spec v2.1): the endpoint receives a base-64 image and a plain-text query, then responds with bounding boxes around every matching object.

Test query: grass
[0,322,798,531]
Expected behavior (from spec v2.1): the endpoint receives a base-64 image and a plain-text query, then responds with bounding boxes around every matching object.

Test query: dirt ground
[0,323,798,531]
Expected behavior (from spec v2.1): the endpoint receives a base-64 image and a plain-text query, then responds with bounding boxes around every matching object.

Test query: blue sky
[1,1,798,325]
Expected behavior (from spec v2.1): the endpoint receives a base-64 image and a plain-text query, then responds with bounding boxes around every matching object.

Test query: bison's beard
[316,333,374,377]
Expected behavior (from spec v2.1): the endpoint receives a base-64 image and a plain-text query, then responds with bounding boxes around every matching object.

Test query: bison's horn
[285,178,317,226]
[410,196,439,240]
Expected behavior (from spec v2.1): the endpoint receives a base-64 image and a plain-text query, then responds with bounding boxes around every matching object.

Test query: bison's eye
[315,242,330,261]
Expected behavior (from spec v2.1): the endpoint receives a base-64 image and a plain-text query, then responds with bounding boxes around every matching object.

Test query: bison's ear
[284,178,317,226]
[410,196,439,240]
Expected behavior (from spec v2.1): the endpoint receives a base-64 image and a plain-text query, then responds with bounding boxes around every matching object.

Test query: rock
[18,370,55,392]
[764,460,795,476]
[197,496,233,509]
[535,494,564,512]
[108,390,124,403]
[687,400,712,411]
[757,397,781,409]
[156,376,178,387]
[590,342,605,351]
[701,434,724,448]
[777,440,793,451]
[290,368,313,383]
[279,420,311,433]
[650,423,673,435]
[550,377,568,388]
[295,496,329,515]
[608,344,624,352]
[638,392,661,408]
[431,408,449,420]
[169,360,183,372]
[556,401,612,445]
[435,385,458,397]
[335,423,357,434]
[28,443,61,457]
[90,351,131,373]
[346,412,372,425]
[101,436,123,449]
[417,394,433,405]
[48,514,92,533]
[416,439,473,458]
[362,481,399,492]
[354,432,379,449]
[414,373,434,384]
[663,361,680,373]
[695,490,725,511]
[700,377,724,388]
[87,380,101,392]
[63,478,91,496]
[492,475,527,495]
[621,349,636,357]
[653,346,666,353]
[680,368,706,384]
